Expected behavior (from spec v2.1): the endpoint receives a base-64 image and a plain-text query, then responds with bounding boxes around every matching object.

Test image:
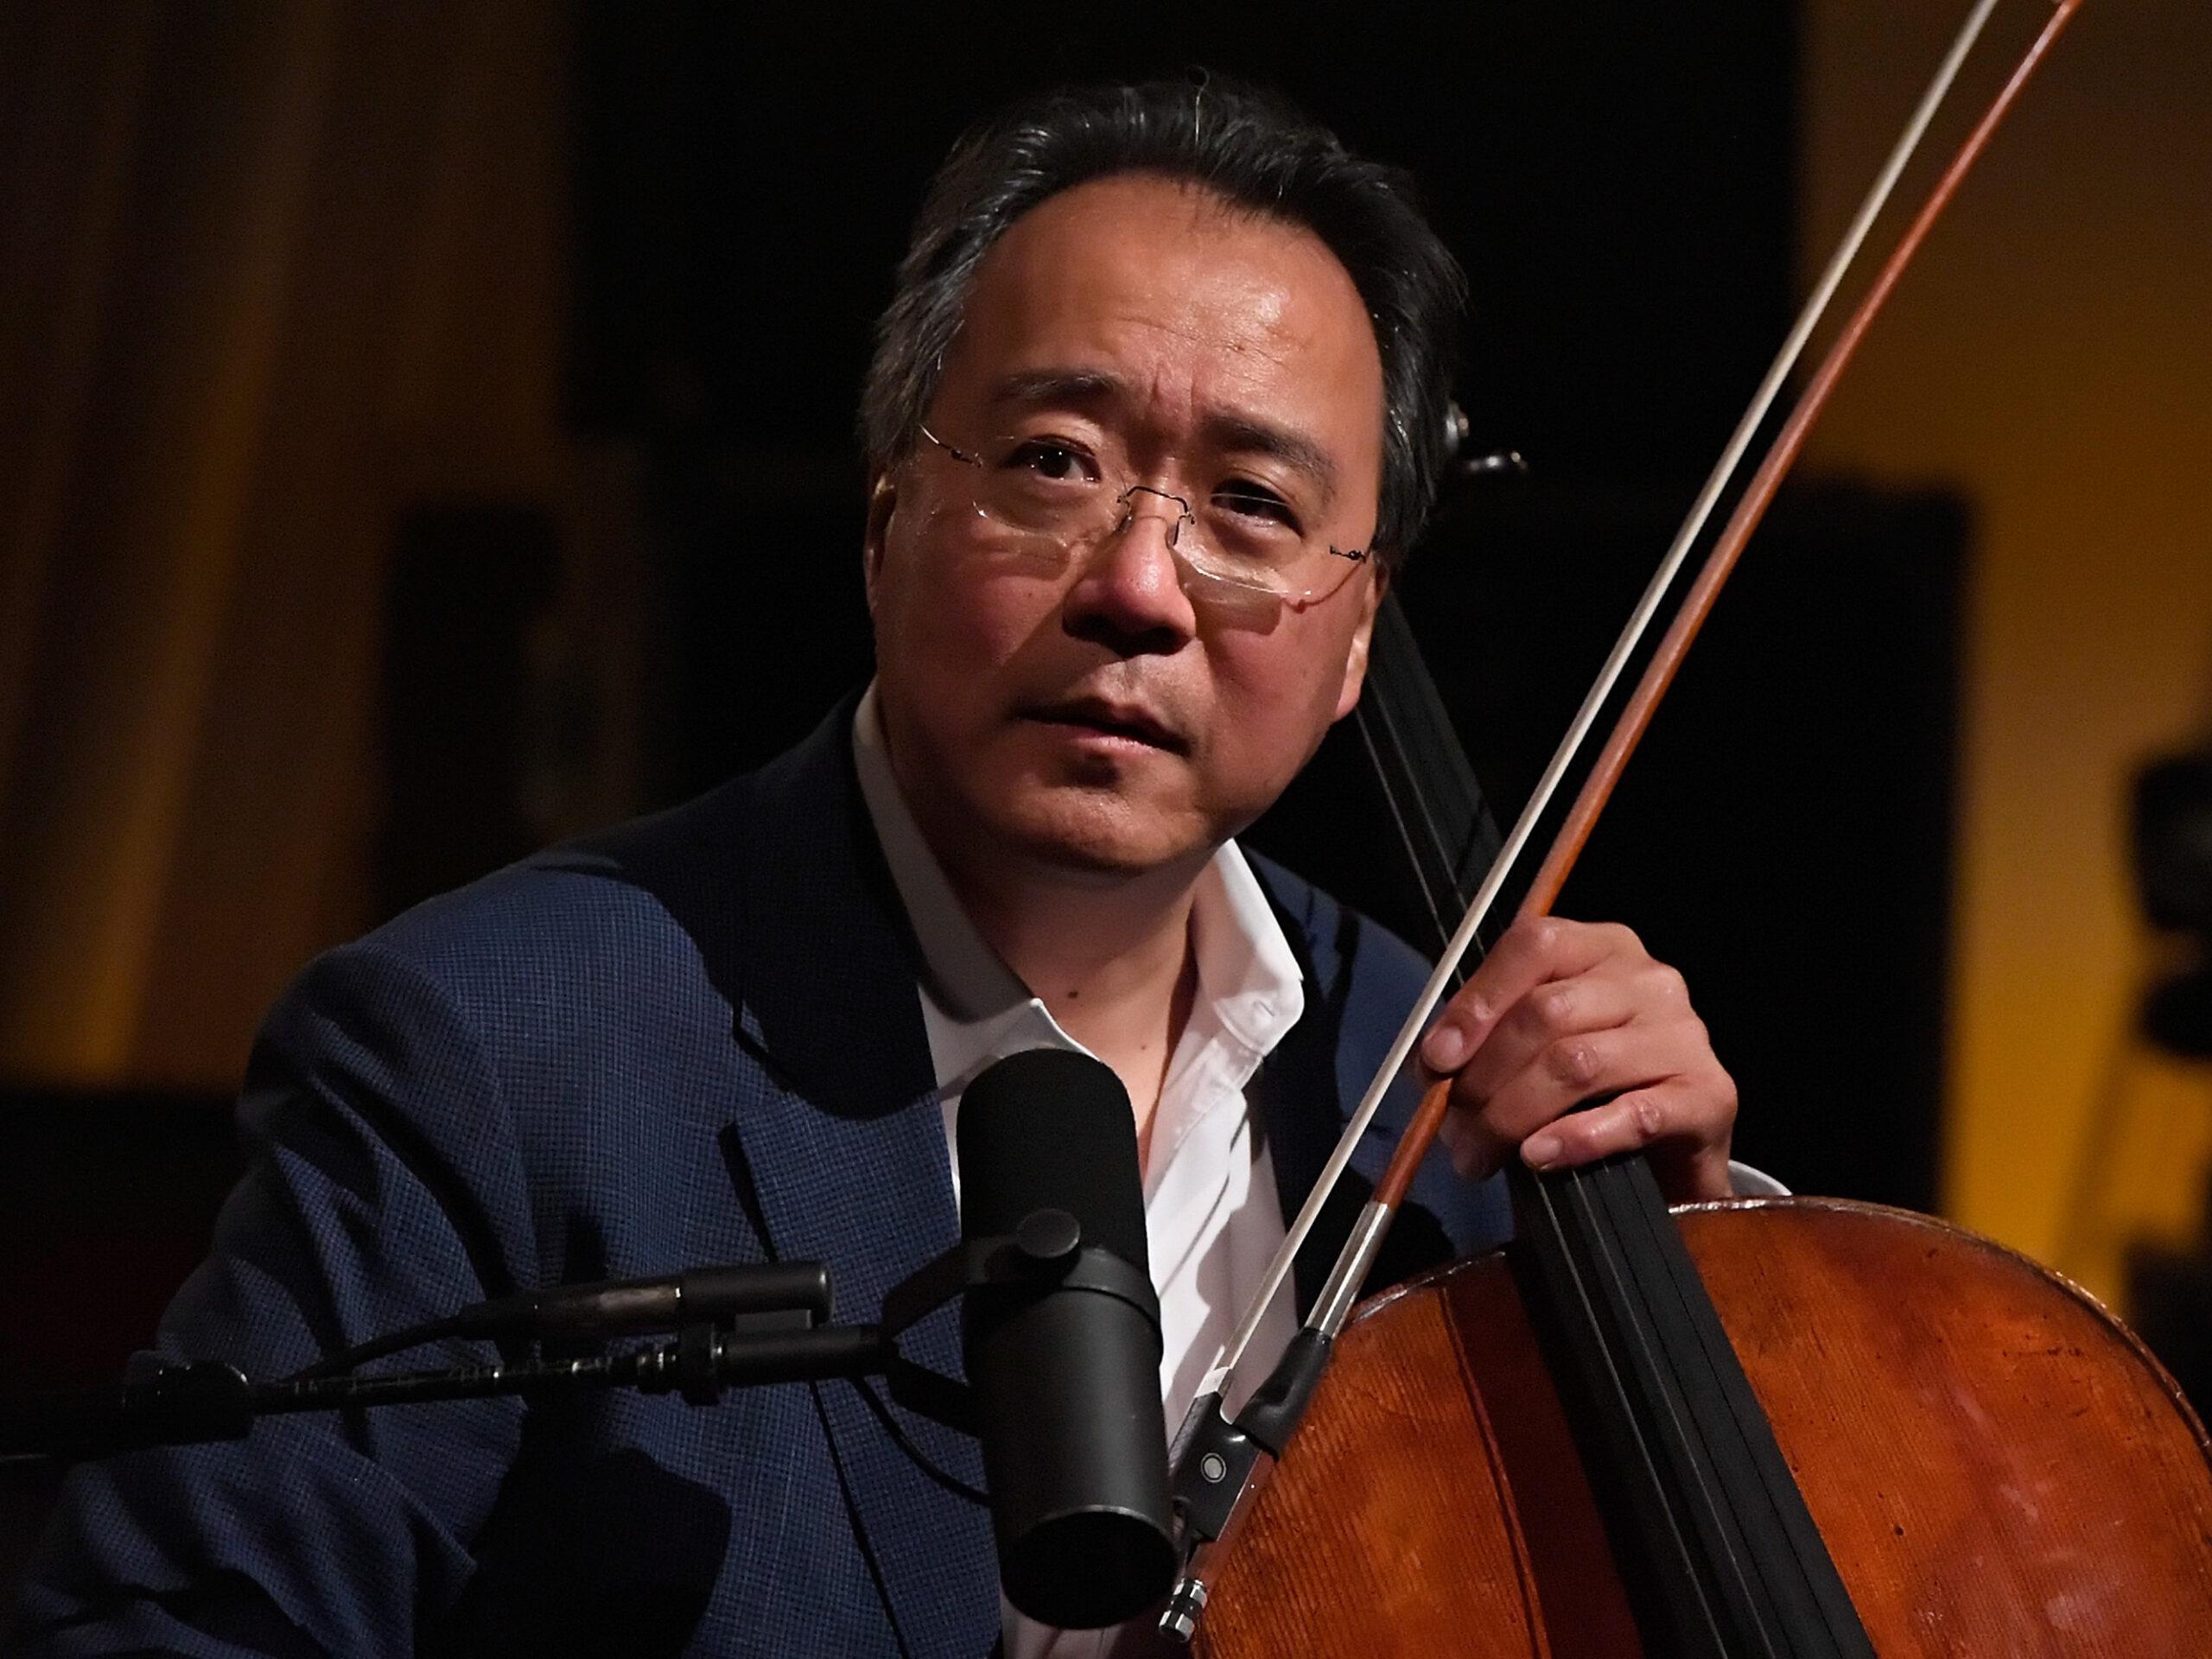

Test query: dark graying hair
[859,79,1465,566]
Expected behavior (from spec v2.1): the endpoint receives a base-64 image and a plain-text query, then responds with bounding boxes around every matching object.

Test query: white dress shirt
[849,686,1782,1656]
[853,689,1302,1657]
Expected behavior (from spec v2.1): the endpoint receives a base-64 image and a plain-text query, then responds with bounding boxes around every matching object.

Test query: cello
[1158,3,2212,1651]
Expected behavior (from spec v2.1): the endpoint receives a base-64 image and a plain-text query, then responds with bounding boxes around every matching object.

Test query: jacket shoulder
[353,700,859,1017]
[365,777,753,982]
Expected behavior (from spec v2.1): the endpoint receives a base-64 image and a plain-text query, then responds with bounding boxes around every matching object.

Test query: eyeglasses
[913,426,1371,611]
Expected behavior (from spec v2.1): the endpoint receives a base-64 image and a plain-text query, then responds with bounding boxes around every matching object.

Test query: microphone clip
[877,1208,1162,1435]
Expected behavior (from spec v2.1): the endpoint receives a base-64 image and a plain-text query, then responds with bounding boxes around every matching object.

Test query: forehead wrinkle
[982,366,1126,417]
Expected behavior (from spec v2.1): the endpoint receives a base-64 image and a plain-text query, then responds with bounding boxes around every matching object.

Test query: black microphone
[956,1048,1175,1629]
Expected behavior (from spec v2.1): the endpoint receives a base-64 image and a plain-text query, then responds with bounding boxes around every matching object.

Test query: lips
[1021,695,1189,753]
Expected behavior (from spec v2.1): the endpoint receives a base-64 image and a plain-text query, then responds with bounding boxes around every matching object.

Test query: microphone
[956,1048,1176,1629]
[469,1262,832,1342]
[287,1262,835,1382]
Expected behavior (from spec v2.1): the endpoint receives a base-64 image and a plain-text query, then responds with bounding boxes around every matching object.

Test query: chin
[988,787,1218,880]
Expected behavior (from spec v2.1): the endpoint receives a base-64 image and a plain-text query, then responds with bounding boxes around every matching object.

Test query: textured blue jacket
[14,702,1510,1657]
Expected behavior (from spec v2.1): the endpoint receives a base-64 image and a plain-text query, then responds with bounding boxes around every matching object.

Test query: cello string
[1215,0,2003,1381]
[1354,611,1469,959]
[1354,702,1457,954]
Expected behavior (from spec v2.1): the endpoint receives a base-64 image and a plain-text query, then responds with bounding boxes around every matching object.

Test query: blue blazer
[16,702,1510,1658]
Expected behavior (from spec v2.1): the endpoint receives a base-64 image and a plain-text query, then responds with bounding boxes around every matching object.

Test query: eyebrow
[982,367,1340,506]
[983,367,1124,415]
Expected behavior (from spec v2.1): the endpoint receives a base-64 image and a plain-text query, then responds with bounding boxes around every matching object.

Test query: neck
[938,830,1208,1165]
[961,849,1205,1158]
[950,852,1202,1025]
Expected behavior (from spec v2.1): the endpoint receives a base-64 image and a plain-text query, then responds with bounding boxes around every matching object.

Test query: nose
[1061,488,1200,655]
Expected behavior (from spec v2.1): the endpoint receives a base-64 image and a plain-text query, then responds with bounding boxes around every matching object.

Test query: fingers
[1444,963,1680,1108]
[1437,1096,1508,1182]
[1520,1079,1738,1202]
[1478,1017,1713,1145]
[1418,915,1735,1198]
[1419,917,1642,1074]
[1440,1016,1717,1180]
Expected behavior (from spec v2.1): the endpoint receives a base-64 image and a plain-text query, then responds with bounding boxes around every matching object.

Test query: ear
[1332,565,1389,722]
[861,471,898,615]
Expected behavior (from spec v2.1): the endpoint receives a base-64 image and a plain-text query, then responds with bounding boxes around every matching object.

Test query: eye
[1213,480,1300,531]
[1004,438,1096,484]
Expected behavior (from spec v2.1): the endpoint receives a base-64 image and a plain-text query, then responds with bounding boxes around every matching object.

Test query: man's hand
[1419,917,1738,1203]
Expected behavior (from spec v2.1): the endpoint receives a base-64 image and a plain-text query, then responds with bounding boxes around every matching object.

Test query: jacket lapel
[719,702,999,1658]
[1249,861,1474,1313]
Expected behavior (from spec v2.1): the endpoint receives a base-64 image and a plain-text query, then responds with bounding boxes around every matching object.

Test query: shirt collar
[849,683,1304,1090]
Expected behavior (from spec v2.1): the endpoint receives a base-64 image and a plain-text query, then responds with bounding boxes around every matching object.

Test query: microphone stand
[0,1206,1141,1468]
[0,1322,890,1465]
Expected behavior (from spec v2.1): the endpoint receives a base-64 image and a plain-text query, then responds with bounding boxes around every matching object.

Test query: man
[15,81,1744,1656]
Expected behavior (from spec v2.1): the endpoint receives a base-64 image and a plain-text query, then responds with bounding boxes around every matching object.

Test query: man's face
[866,173,1388,883]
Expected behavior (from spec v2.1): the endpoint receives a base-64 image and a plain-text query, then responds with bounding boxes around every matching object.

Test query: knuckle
[1709,1061,1740,1112]
[1630,1091,1669,1141]
[1548,1039,1599,1088]
[1535,986,1578,1031]
[1601,920,1643,957]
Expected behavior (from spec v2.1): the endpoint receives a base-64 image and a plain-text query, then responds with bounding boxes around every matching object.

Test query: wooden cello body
[1198,1197,2212,1656]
